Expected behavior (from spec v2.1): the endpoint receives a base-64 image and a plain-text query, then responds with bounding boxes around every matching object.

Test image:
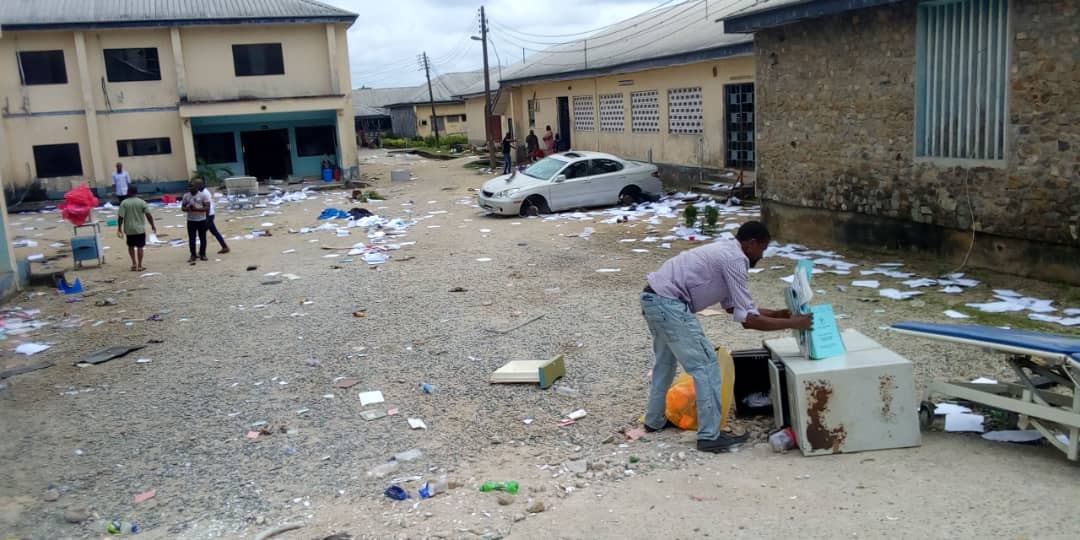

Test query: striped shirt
[646,238,760,322]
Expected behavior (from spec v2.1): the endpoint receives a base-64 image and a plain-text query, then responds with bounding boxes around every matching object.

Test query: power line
[488,0,704,55]
[489,0,679,39]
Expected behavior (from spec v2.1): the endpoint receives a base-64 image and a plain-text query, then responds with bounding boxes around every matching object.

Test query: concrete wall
[501,55,755,170]
[753,0,1080,283]
[0,22,357,194]
[412,103,468,139]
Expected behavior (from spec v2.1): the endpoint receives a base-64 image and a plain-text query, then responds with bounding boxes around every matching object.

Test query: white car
[477,151,662,216]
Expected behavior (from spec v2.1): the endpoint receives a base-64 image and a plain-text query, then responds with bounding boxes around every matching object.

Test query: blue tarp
[318,208,350,220]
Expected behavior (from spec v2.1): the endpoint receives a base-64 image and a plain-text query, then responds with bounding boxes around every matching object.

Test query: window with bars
[572,95,594,132]
[668,87,703,134]
[916,0,1008,162]
[631,90,660,133]
[598,93,624,132]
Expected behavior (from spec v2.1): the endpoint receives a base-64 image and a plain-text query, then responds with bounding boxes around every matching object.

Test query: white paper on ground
[596,268,621,273]
[993,289,1023,298]
[748,268,765,274]
[15,342,50,355]
[945,413,984,432]
[1065,308,1080,316]
[934,403,972,415]
[902,278,938,288]
[879,288,923,300]
[852,280,880,289]
[1028,313,1080,327]
[981,430,1043,443]
[940,286,964,294]
[358,391,384,406]
[407,418,428,430]
[476,257,492,262]
[943,310,970,319]
[970,377,998,384]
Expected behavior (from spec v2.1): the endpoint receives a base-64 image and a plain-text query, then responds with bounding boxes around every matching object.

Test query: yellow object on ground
[664,346,735,431]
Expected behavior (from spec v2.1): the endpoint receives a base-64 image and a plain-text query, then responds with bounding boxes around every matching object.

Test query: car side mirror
[554,175,566,183]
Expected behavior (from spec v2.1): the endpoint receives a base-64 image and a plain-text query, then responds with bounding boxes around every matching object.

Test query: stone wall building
[724,0,1079,284]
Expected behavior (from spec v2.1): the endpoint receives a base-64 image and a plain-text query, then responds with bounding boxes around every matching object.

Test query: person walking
[112,162,130,203]
[501,132,515,174]
[200,184,230,254]
[543,125,555,155]
[640,221,813,453]
[181,179,212,263]
[116,185,157,272]
[525,130,540,162]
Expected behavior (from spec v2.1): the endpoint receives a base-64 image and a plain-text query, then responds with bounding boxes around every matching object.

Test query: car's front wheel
[519,195,550,217]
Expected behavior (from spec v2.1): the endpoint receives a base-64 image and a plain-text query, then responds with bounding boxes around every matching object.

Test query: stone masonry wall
[755,0,1080,251]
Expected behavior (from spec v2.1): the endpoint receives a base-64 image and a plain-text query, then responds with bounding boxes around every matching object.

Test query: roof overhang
[498,41,753,88]
[385,100,465,109]
[1,15,358,32]
[723,0,903,33]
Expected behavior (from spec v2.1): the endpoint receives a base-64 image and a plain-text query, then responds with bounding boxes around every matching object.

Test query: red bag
[58,183,99,226]
[161,194,177,204]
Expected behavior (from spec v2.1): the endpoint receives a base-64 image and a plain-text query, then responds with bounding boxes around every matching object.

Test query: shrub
[703,205,719,233]
[683,205,698,229]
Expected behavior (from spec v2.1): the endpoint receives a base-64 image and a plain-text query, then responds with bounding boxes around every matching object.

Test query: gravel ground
[1,149,1078,539]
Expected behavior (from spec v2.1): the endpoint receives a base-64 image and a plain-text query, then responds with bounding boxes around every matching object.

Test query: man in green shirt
[116,185,158,271]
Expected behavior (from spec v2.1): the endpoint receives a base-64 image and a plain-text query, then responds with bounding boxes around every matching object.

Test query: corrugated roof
[722,0,903,32]
[0,0,357,30]
[499,0,755,85]
[352,87,413,117]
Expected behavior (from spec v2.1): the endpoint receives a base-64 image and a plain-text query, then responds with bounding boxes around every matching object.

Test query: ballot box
[765,329,921,456]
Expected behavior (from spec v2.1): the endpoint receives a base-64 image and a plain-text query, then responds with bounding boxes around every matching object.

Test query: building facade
[494,1,757,188]
[725,0,1079,284]
[0,0,358,199]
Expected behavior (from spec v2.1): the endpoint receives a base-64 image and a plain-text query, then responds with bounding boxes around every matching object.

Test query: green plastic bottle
[479,481,519,494]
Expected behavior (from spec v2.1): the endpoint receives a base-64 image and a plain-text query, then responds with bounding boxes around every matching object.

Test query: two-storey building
[0,0,359,198]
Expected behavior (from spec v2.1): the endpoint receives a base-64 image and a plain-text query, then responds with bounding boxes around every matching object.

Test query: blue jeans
[503,153,512,174]
[641,292,722,441]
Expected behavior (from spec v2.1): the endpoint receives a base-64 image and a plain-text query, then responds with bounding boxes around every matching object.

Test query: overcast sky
[323,0,663,89]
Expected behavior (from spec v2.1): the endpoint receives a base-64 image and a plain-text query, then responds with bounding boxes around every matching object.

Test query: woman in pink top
[543,125,555,156]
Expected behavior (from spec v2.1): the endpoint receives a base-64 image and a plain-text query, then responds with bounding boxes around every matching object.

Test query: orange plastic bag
[664,346,735,431]
[59,183,99,226]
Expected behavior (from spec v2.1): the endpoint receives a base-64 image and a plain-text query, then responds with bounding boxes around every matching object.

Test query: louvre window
[117,137,171,157]
[232,43,285,77]
[18,50,68,85]
[916,0,1008,161]
[104,48,161,82]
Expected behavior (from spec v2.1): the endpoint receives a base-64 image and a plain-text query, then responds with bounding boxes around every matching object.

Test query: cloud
[324,0,664,88]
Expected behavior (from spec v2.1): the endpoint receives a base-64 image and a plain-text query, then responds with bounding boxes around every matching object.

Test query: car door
[585,158,626,206]
[549,160,592,211]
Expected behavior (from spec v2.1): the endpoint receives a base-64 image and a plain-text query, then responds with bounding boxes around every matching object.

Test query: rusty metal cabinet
[765,329,921,456]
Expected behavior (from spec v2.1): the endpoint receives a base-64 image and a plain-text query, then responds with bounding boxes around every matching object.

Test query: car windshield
[522,157,568,180]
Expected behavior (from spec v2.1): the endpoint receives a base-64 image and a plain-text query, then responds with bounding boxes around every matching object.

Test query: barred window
[598,93,624,132]
[631,90,660,133]
[668,87,703,134]
[916,0,1008,161]
[572,95,594,132]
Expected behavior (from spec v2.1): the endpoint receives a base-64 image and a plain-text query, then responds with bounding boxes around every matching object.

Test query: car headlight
[494,188,520,198]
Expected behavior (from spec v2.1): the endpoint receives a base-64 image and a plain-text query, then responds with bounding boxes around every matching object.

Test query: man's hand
[760,308,792,319]
[116,230,124,238]
[790,313,813,330]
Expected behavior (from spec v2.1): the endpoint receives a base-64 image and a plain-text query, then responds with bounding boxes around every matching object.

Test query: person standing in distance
[112,162,130,203]
[640,221,813,453]
[200,184,230,254]
[181,179,211,263]
[501,131,515,174]
[116,185,157,271]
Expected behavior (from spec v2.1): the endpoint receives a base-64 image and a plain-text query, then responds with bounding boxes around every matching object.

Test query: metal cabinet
[765,329,921,456]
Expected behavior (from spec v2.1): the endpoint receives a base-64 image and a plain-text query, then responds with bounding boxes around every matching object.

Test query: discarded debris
[76,345,144,366]
[358,390,385,406]
[489,354,565,389]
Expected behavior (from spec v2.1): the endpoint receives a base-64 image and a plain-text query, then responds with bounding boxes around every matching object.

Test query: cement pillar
[336,108,356,172]
[73,32,104,186]
[325,24,339,94]
[170,27,188,101]
[180,118,196,181]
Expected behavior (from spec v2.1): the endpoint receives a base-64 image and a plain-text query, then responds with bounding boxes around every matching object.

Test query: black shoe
[696,432,750,453]
[199,255,208,261]
[644,420,675,433]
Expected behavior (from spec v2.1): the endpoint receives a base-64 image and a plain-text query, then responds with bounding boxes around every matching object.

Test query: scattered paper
[360,410,387,421]
[407,418,428,430]
[852,280,880,289]
[132,489,157,504]
[141,272,162,278]
[940,286,964,294]
[15,343,50,355]
[944,413,984,432]
[476,257,492,262]
[595,268,621,273]
[934,402,972,415]
[970,377,998,384]
[358,390,384,406]
[943,310,970,319]
[981,430,1043,443]
[282,273,301,280]
[879,288,923,300]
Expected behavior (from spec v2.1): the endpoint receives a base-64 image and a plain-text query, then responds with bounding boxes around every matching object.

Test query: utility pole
[419,52,439,145]
[480,6,496,169]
